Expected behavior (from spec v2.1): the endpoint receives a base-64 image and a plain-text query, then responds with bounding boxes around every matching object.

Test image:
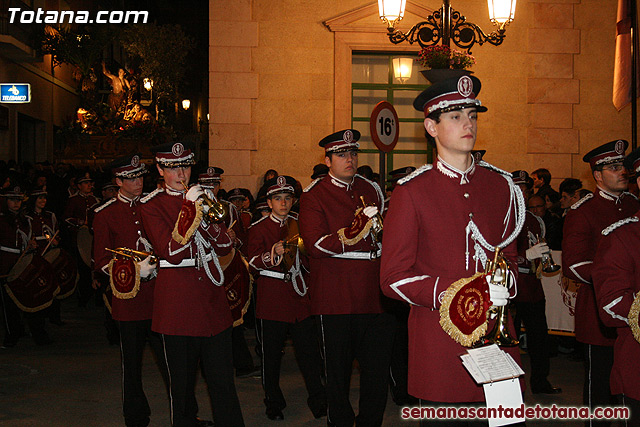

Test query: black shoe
[309,402,327,419]
[266,407,284,421]
[531,384,562,394]
[236,365,261,378]
[195,418,214,426]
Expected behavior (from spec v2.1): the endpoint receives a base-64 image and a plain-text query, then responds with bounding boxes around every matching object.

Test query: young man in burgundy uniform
[1,184,50,347]
[92,153,169,427]
[198,166,260,379]
[299,129,396,427]
[62,171,100,307]
[140,142,244,427]
[562,139,639,423]
[248,175,326,421]
[380,73,525,426]
[511,170,561,395]
[593,147,640,426]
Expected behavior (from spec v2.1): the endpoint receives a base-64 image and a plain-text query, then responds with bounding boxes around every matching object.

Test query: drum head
[7,253,34,282]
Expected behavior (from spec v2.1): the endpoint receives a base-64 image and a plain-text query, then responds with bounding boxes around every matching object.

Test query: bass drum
[44,248,79,299]
[76,226,93,267]
[219,248,253,327]
[4,253,59,312]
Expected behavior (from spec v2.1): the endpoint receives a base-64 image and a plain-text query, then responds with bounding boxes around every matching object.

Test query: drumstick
[41,230,60,256]
[228,219,237,230]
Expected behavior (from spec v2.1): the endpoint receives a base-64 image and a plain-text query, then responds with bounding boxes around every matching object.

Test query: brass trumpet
[106,247,158,264]
[180,181,229,224]
[360,196,383,243]
[473,248,519,348]
[536,235,561,274]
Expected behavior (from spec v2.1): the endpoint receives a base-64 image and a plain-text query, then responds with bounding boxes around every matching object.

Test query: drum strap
[0,246,20,254]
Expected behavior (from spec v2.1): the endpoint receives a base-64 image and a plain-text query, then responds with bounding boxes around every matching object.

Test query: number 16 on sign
[370,101,399,153]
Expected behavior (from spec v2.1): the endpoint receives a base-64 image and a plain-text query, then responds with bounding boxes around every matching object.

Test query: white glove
[138,256,156,279]
[486,278,509,307]
[526,242,549,261]
[185,184,204,202]
[363,206,379,218]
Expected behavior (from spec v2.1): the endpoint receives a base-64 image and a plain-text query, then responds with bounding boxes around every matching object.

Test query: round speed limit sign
[370,101,399,153]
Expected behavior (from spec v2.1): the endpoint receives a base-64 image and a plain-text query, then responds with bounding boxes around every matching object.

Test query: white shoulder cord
[290,249,308,297]
[194,230,225,286]
[464,174,526,271]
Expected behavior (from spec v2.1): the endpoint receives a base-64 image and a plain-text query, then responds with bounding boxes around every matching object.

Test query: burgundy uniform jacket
[513,211,545,303]
[26,210,57,253]
[380,160,522,403]
[562,189,639,346]
[0,211,30,275]
[248,214,311,323]
[140,187,234,337]
[93,194,155,322]
[62,193,100,228]
[299,173,385,315]
[593,212,640,400]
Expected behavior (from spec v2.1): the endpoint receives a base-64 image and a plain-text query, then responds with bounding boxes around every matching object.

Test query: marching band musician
[592,147,640,427]
[299,129,396,427]
[380,73,524,425]
[248,175,326,421]
[562,139,640,423]
[25,186,65,326]
[139,141,244,427]
[1,184,52,347]
[92,153,168,427]
[511,170,561,395]
[198,166,260,379]
[62,171,100,308]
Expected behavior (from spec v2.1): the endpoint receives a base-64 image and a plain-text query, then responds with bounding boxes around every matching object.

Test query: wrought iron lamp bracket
[386,6,507,53]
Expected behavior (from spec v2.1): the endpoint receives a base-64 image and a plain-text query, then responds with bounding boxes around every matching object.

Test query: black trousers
[162,328,244,427]
[618,394,640,427]
[1,285,49,346]
[583,344,616,427]
[119,319,168,427]
[515,300,551,390]
[318,313,396,427]
[232,325,255,372]
[258,317,325,412]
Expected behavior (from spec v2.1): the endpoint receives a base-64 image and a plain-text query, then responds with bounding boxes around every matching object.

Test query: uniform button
[132,212,136,215]
[469,213,474,218]
[198,277,203,281]
[135,221,140,225]
[464,193,470,199]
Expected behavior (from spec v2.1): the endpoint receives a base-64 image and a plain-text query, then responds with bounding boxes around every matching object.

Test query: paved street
[1,298,588,426]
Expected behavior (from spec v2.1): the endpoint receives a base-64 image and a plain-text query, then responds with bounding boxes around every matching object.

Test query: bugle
[473,247,519,348]
[359,196,383,243]
[180,181,229,224]
[536,235,561,274]
[106,247,158,264]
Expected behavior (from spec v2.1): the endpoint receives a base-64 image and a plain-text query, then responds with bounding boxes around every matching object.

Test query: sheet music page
[465,344,523,383]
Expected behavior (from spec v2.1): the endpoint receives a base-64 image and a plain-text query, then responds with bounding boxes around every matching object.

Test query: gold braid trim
[629,292,640,344]
[3,284,59,313]
[172,199,204,245]
[233,254,254,328]
[439,272,488,348]
[337,208,373,246]
[108,258,141,300]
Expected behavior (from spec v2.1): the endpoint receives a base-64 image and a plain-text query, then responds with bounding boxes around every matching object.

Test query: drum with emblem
[4,253,59,312]
[218,248,252,326]
[44,248,79,299]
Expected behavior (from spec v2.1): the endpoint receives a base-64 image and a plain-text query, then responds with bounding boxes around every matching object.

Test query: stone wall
[209,0,633,193]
